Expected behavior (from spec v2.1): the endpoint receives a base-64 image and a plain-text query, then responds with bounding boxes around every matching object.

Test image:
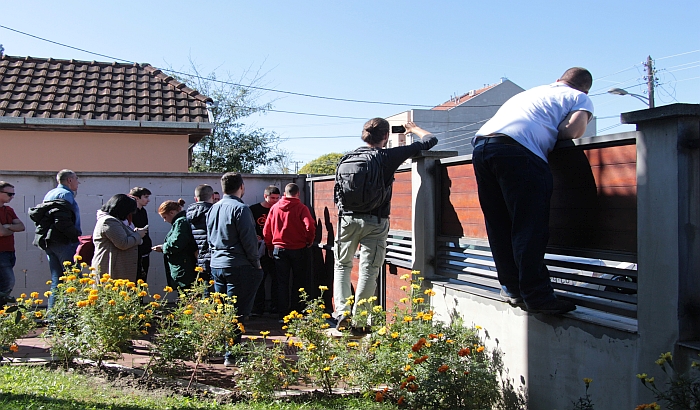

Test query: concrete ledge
[622,103,700,124]
[0,116,25,124]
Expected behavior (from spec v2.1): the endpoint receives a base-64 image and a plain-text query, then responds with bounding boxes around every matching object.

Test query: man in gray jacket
[206,172,263,366]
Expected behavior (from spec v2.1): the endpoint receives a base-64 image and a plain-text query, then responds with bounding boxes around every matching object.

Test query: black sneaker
[350,326,371,337]
[499,288,525,306]
[335,317,351,330]
[527,298,576,314]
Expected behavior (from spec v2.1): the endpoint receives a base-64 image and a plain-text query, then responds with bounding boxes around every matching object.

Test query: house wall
[0,130,191,172]
[0,171,300,300]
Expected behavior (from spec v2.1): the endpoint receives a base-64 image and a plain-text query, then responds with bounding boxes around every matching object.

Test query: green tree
[299,153,344,175]
[175,63,281,173]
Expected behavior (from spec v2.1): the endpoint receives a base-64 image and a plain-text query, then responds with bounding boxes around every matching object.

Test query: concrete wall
[0,130,191,172]
[0,170,299,300]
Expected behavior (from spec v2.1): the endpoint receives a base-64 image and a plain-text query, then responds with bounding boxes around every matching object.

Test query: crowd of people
[0,67,593,350]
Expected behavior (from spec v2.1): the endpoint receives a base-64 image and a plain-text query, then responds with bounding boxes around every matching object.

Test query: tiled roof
[0,55,212,124]
[431,83,499,111]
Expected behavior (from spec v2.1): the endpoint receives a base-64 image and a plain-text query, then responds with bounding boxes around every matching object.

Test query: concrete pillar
[411,151,457,279]
[622,103,700,370]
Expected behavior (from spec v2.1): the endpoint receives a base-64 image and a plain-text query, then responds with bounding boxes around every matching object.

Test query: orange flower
[437,364,449,373]
[458,347,471,357]
[411,337,427,352]
[407,383,418,392]
[9,344,19,352]
[406,375,416,382]
[476,345,485,353]
[375,391,384,402]
[414,355,429,364]
[397,396,405,406]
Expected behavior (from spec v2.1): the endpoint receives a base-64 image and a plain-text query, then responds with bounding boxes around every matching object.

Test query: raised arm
[557,110,591,140]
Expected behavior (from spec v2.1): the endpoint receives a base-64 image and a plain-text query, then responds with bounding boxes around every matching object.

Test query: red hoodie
[262,196,316,250]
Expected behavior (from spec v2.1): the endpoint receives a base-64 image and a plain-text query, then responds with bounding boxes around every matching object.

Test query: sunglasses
[0,191,15,197]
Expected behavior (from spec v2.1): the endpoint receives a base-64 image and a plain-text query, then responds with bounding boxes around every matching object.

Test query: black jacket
[186,201,213,268]
[29,199,80,250]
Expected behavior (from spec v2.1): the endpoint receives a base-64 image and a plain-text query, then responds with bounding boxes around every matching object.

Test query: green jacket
[163,211,198,289]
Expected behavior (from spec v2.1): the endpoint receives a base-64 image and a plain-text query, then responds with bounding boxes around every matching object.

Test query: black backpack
[334,147,389,213]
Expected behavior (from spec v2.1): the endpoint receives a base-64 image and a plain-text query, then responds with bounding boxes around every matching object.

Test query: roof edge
[0,117,213,132]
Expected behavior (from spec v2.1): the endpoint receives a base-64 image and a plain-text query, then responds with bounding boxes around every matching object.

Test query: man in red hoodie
[263,183,316,319]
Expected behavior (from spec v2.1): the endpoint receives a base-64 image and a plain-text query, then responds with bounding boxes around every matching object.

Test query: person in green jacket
[152,199,198,289]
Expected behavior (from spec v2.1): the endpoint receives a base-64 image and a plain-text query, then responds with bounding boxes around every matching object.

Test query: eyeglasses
[0,191,15,197]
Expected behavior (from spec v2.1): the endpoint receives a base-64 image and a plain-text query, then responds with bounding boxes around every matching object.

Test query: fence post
[411,151,457,279]
[622,103,700,370]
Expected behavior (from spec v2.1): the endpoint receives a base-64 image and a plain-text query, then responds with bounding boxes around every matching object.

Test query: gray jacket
[206,195,260,269]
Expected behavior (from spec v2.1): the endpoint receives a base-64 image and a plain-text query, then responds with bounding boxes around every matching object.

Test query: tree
[261,149,294,174]
[299,153,344,175]
[174,61,281,173]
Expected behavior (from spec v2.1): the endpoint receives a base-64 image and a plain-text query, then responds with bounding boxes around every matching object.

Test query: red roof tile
[0,55,212,123]
[432,83,499,111]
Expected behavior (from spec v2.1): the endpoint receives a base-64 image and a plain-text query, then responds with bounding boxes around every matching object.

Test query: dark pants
[136,254,150,283]
[211,265,263,319]
[252,254,277,314]
[274,247,312,318]
[46,242,78,309]
[472,140,556,308]
[0,251,16,303]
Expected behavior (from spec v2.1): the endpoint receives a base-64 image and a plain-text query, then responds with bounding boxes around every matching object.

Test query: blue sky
[2,1,699,168]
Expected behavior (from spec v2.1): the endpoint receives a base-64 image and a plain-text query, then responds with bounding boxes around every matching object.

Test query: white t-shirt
[475,82,594,162]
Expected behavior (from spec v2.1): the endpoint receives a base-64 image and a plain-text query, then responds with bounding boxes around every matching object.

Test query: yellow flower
[119,291,128,297]
[404,364,411,372]
[108,299,116,306]
[322,313,331,319]
[413,297,425,304]
[319,285,328,291]
[74,255,82,261]
[475,325,482,330]
[422,314,433,321]
[272,339,281,344]
[195,266,204,272]
[400,298,409,304]
[360,311,368,316]
[424,289,436,296]
[46,280,52,285]
[20,293,27,298]
[102,273,110,279]
[260,331,270,337]
[400,274,410,280]
[237,323,245,332]
[209,280,214,285]
[411,284,420,289]
[183,310,193,315]
[373,305,382,313]
[100,278,108,283]
[377,327,387,335]
[63,261,71,266]
[44,291,52,297]
[89,267,96,271]
[347,342,359,348]
[76,300,89,307]
[163,286,173,293]
[298,287,304,292]
[71,269,80,274]
[140,283,148,288]
[323,366,331,372]
[88,295,98,301]
[197,277,204,282]
[80,262,88,268]
[138,291,147,297]
[320,323,330,329]
[141,330,148,335]
[655,358,665,365]
[476,346,485,353]
[34,311,43,318]
[583,378,593,386]
[400,285,407,291]
[391,332,399,339]
[30,292,39,298]
[65,287,76,293]
[403,316,413,323]
[307,343,317,351]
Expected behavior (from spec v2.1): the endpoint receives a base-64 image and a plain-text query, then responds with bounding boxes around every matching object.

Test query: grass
[0,365,395,409]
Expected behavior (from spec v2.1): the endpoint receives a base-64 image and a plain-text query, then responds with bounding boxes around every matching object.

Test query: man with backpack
[333,119,436,331]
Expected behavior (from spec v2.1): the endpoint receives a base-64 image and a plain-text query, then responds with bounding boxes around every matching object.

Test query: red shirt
[0,205,18,252]
[262,197,316,250]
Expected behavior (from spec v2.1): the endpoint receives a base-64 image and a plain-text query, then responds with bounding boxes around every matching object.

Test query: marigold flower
[34,299,43,305]
[397,396,405,405]
[30,292,39,298]
[209,280,215,285]
[400,381,407,389]
[138,291,147,297]
[323,366,331,372]
[400,274,410,280]
[108,299,116,306]
[298,287,304,292]
[88,295,98,301]
[76,300,89,307]
[583,378,593,386]
[360,311,368,316]
[404,364,411,372]
[422,314,433,321]
[63,261,71,266]
[320,323,330,329]
[152,294,161,300]
[9,344,19,352]
[459,347,471,357]
[140,283,148,288]
[400,285,408,291]
[35,311,43,318]
[163,286,173,293]
[65,287,76,293]
[411,284,420,289]
[322,313,331,319]
[46,280,52,285]
[319,285,328,291]
[197,277,204,282]
[74,255,82,261]
[403,316,413,323]
[424,289,436,296]
[375,392,384,402]
[391,332,399,339]
[195,266,204,273]
[347,342,359,348]
[260,330,270,337]
[414,355,428,364]
[412,338,426,352]
[476,346,485,353]
[237,323,245,332]
[119,291,128,297]
[400,298,409,304]
[183,310,193,315]
[141,330,148,335]
[20,293,27,298]
[407,383,418,392]
[437,364,449,373]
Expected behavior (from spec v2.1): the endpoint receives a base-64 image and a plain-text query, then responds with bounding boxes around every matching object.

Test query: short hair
[0,181,13,191]
[101,194,137,221]
[560,67,593,93]
[361,118,390,145]
[195,184,214,201]
[264,185,280,196]
[158,199,186,215]
[129,187,152,198]
[56,169,76,184]
[221,173,244,195]
[285,183,300,197]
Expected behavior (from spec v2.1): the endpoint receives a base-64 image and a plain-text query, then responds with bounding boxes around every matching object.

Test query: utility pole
[292,161,304,174]
[644,55,655,108]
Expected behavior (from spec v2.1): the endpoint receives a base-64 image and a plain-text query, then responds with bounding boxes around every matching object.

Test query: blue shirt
[206,194,260,269]
[44,184,81,236]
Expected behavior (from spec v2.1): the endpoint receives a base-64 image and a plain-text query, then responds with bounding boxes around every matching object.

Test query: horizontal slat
[387,237,412,246]
[557,292,637,318]
[545,258,638,277]
[386,258,412,269]
[552,282,637,304]
[549,270,637,291]
[437,263,499,280]
[438,246,494,258]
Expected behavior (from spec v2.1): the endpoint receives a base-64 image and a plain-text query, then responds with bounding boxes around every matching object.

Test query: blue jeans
[46,242,78,308]
[211,265,263,318]
[0,251,16,302]
[472,141,556,308]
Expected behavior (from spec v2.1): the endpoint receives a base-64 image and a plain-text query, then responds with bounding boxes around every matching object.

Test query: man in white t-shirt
[472,67,594,314]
